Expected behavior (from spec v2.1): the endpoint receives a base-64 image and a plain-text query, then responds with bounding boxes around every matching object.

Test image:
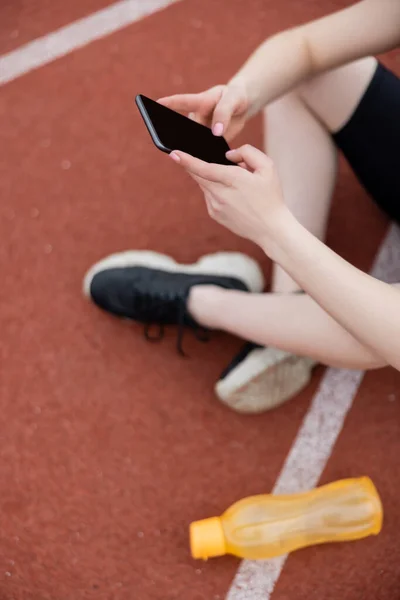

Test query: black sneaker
[215,342,318,414]
[83,251,264,354]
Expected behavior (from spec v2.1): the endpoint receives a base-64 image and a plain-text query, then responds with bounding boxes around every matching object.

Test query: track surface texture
[0,1,399,599]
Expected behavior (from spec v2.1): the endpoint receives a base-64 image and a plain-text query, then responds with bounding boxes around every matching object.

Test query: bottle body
[190,477,383,560]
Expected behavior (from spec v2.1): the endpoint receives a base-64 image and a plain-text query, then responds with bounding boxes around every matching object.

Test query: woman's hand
[170,144,292,250]
[158,80,250,141]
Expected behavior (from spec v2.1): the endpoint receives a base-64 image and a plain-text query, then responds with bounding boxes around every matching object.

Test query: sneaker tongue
[219,342,263,380]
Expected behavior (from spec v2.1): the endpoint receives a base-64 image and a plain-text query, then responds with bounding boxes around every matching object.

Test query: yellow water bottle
[190,477,383,561]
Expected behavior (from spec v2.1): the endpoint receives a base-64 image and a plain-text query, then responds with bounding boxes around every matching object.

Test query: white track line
[228,224,400,600]
[0,0,181,85]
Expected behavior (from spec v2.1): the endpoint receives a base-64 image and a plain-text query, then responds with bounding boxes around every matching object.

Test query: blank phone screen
[137,95,234,165]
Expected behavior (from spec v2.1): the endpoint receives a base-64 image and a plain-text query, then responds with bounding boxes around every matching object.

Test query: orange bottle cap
[190,517,226,560]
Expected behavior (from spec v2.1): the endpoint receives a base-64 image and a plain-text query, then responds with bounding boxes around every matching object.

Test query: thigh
[299,57,378,133]
[298,58,400,223]
[331,62,400,223]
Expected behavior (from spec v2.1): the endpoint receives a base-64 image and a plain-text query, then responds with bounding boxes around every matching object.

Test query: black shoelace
[141,290,209,356]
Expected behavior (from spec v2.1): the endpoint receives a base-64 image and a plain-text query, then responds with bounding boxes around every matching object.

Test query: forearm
[265,213,400,370]
[229,28,313,116]
[229,0,400,114]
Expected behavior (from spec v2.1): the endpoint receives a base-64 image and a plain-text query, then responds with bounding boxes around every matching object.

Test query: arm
[230,0,400,115]
[171,145,400,371]
[159,0,400,140]
[263,213,400,370]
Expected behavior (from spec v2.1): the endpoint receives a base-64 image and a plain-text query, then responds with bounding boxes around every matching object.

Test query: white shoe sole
[215,347,317,414]
[83,250,265,297]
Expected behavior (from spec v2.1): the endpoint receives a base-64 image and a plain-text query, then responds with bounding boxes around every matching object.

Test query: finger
[226,144,272,172]
[170,151,236,185]
[204,195,215,216]
[188,112,210,127]
[189,172,212,192]
[186,172,219,205]
[188,181,217,218]
[157,93,204,113]
[212,87,245,136]
[158,86,223,116]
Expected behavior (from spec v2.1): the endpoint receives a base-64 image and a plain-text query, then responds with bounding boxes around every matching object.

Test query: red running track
[0,1,399,598]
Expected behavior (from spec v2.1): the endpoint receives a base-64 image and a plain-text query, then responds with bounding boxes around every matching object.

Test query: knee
[296,57,378,133]
[263,90,305,124]
[299,56,377,98]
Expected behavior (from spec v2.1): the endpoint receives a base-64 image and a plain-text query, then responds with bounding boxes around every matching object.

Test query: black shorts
[332,62,400,224]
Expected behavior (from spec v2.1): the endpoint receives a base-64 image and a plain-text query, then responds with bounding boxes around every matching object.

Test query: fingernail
[226,149,235,156]
[188,112,195,121]
[170,152,181,163]
[213,123,224,136]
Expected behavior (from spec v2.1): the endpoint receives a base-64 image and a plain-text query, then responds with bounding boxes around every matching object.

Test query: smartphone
[135,94,234,165]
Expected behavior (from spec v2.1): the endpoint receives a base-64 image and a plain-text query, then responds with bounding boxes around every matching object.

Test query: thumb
[226,145,272,173]
[211,87,243,136]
